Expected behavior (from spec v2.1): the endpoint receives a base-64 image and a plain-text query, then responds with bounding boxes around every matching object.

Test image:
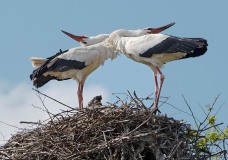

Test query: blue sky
[0,1,228,142]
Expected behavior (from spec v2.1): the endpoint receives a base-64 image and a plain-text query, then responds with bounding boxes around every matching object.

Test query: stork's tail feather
[30,57,48,67]
[183,38,208,59]
[30,57,70,88]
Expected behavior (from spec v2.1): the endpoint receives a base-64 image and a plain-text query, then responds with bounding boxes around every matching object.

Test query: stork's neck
[108,29,147,52]
[97,42,118,65]
[83,34,109,46]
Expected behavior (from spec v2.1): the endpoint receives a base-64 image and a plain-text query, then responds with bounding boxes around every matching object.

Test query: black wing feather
[139,36,208,59]
[30,50,86,88]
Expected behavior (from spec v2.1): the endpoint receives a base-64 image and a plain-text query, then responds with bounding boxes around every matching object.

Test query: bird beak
[146,22,175,34]
[61,30,88,42]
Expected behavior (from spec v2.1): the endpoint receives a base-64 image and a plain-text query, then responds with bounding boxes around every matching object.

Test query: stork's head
[144,22,175,34]
[61,30,109,46]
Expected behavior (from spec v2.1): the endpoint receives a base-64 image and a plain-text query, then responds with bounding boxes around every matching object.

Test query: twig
[207,149,226,158]
[133,91,147,110]
[20,121,41,125]
[200,94,220,131]
[0,120,21,130]
[167,141,183,159]
[126,116,151,136]
[36,91,54,121]
[182,95,198,128]
[32,88,75,110]
[199,122,223,132]
[103,131,112,157]
[0,151,10,159]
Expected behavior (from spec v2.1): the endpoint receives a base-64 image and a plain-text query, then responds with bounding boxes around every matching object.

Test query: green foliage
[197,137,207,149]
[224,127,228,135]
[208,115,216,125]
[192,105,227,159]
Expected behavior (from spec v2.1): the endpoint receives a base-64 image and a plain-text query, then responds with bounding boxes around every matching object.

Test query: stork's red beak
[145,22,175,34]
[61,30,88,42]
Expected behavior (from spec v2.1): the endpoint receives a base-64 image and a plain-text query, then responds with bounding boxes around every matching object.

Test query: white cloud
[0,81,109,145]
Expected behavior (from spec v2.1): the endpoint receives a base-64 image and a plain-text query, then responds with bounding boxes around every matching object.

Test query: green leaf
[224,127,228,136]
[208,115,216,125]
[208,133,219,142]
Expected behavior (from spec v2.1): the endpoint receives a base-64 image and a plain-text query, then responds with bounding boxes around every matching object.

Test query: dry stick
[26,105,74,126]
[133,91,147,110]
[36,91,54,122]
[32,88,75,110]
[162,100,195,119]
[223,140,228,160]
[127,90,139,108]
[126,116,151,136]
[115,96,128,108]
[206,150,226,158]
[157,96,170,108]
[167,141,183,159]
[0,151,10,159]
[0,120,21,130]
[182,95,198,128]
[199,122,223,132]
[145,92,153,100]
[20,121,41,125]
[102,131,112,157]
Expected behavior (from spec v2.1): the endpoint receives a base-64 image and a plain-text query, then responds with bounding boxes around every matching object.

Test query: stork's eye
[82,40,87,44]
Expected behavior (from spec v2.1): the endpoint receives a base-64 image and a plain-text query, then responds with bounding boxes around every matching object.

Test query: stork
[30,41,117,111]
[105,28,208,112]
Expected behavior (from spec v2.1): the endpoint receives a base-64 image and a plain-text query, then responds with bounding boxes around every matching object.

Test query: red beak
[61,30,88,42]
[145,22,175,34]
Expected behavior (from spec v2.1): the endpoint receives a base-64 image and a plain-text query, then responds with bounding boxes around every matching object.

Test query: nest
[0,95,214,159]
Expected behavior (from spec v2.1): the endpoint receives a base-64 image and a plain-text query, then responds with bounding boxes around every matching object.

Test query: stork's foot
[152,104,161,114]
[152,108,161,114]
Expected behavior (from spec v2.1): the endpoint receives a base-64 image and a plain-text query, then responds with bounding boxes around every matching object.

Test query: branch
[182,95,198,128]
[32,88,75,110]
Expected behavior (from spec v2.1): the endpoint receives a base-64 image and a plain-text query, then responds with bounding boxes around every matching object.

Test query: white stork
[105,27,208,112]
[30,23,175,111]
[30,41,117,111]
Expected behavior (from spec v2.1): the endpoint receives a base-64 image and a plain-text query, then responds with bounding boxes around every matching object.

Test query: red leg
[153,73,159,107]
[80,83,84,110]
[77,82,84,111]
[153,67,165,113]
[154,67,165,111]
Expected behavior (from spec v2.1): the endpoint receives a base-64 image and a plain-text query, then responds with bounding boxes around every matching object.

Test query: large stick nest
[0,94,214,159]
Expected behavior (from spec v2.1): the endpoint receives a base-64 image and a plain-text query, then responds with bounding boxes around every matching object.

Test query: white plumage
[30,41,117,111]
[106,27,208,112]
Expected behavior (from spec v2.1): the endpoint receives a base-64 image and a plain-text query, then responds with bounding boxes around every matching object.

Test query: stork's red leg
[153,73,159,107]
[153,67,165,112]
[77,82,84,111]
[80,83,84,110]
